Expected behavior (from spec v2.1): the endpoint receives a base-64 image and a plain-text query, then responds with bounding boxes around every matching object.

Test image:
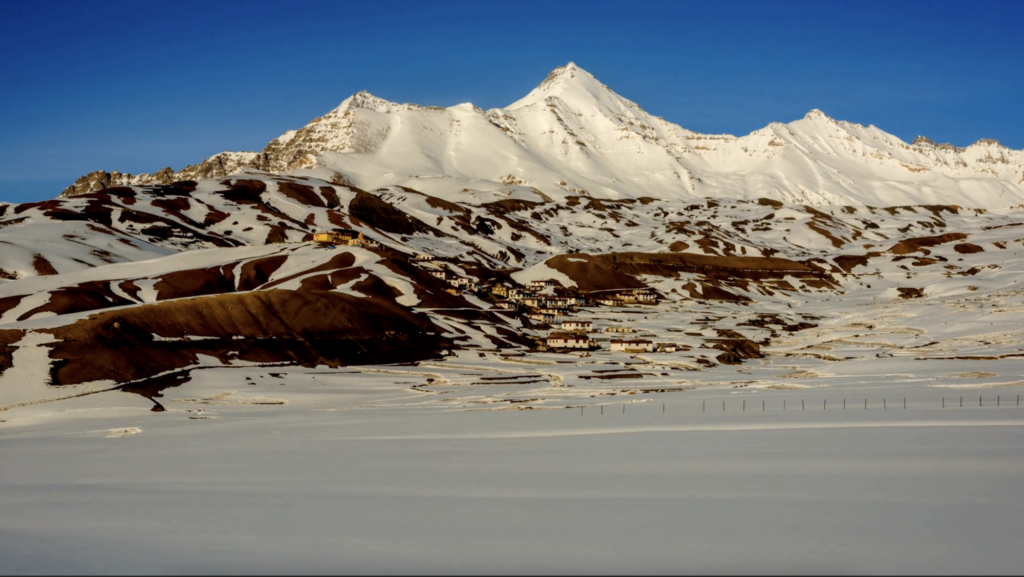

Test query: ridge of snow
[64,63,1024,209]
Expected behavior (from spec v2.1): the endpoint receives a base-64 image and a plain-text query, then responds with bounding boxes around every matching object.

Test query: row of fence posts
[579,395,1021,415]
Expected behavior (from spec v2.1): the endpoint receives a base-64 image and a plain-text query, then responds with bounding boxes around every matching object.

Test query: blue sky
[1,0,1021,203]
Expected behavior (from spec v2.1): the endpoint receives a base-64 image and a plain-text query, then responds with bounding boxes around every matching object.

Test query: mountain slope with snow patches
[4,62,1024,409]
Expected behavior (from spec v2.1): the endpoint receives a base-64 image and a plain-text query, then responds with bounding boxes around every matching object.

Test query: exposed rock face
[62,170,144,197]
[61,153,268,198]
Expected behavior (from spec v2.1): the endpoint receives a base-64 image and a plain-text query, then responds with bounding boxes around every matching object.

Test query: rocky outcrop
[60,152,271,198]
[61,170,150,197]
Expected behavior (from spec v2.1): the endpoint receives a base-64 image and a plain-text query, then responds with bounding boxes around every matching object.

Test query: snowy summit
[62,63,1024,209]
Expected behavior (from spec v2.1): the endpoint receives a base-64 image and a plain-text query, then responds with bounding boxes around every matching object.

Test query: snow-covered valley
[2,63,1023,574]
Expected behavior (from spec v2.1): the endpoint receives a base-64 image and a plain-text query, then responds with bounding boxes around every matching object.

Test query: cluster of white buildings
[313,229,381,248]
[493,279,589,324]
[422,264,490,295]
[592,288,659,307]
[607,339,677,353]
[402,266,673,354]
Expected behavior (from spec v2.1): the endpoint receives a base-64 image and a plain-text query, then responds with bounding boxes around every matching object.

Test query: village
[312,228,680,355]
[312,228,382,248]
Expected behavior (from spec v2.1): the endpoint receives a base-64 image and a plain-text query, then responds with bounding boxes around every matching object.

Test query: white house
[561,320,593,332]
[546,298,576,311]
[509,288,532,300]
[610,339,655,353]
[547,332,590,349]
[346,232,380,248]
[605,326,636,334]
[528,313,558,324]
[531,279,556,289]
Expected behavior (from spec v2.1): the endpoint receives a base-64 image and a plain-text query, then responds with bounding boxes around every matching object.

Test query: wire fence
[576,394,1023,415]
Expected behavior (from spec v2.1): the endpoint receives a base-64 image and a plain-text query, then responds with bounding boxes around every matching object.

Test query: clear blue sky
[1,0,1021,203]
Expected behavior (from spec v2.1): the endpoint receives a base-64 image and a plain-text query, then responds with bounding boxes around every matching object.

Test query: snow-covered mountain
[62,63,1024,209]
[6,61,1024,405]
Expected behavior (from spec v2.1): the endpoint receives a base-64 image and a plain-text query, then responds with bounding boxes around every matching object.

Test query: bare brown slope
[889,233,969,255]
[546,252,835,292]
[0,329,25,375]
[42,289,452,386]
[348,191,439,236]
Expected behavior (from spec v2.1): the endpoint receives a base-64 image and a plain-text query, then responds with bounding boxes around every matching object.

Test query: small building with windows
[313,228,360,244]
[561,319,593,332]
[346,232,380,248]
[610,339,655,353]
[509,288,533,300]
[547,332,591,349]
[528,312,559,324]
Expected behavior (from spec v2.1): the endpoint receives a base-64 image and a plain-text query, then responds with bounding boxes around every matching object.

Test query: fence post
[581,406,583,416]
[623,404,625,414]
[743,400,746,412]
[904,398,906,410]
[663,403,665,413]
[980,395,982,407]
[802,400,805,411]
[784,400,786,411]
[723,400,725,412]
[864,399,867,410]
[762,400,765,412]
[601,405,604,415]
[960,396,963,408]
[844,399,846,410]
[884,399,886,410]
[824,399,827,410]
[998,395,1000,407]
[703,401,705,413]
[942,397,945,408]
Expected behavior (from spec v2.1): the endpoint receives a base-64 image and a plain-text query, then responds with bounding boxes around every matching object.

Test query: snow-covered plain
[2,380,1023,574]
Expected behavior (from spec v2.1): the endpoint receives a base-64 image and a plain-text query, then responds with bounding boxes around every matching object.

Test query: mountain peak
[550,61,581,76]
[333,90,399,114]
[971,138,1005,149]
[506,62,611,110]
[803,109,831,121]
